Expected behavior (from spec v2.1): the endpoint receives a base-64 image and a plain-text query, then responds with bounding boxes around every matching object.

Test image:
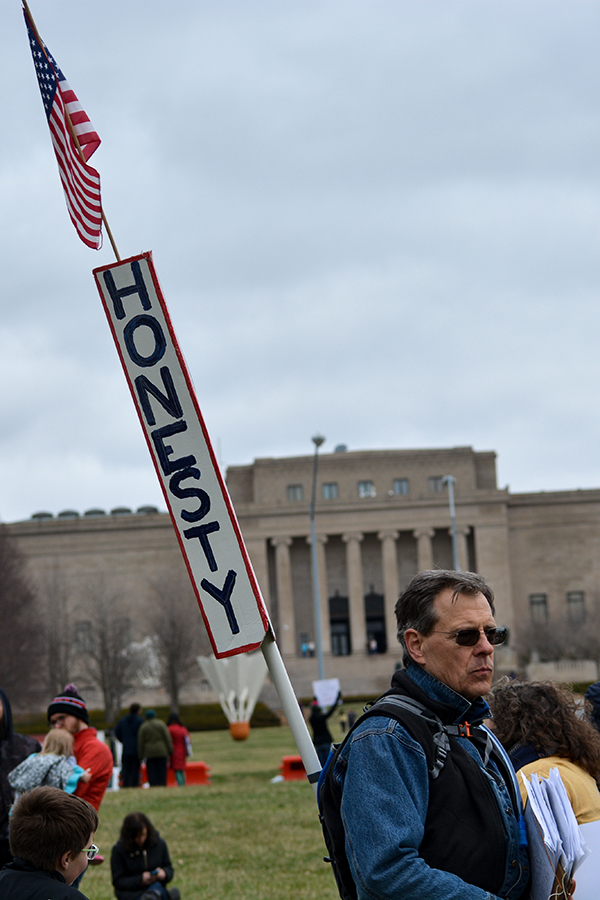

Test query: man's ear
[58,850,73,873]
[404,628,426,665]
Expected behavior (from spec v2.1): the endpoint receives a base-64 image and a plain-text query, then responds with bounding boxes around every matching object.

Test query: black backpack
[316,694,485,900]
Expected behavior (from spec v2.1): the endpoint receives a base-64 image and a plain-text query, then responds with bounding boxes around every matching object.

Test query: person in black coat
[111,812,180,900]
[0,687,41,869]
[115,704,144,788]
[308,691,342,766]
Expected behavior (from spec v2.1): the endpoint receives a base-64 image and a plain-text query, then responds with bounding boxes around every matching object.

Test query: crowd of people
[0,684,187,899]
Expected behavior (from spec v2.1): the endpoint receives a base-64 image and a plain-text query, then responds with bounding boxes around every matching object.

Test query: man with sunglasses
[333,569,530,900]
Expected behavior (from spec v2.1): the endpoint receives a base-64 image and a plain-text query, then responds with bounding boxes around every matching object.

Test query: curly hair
[119,812,158,852]
[489,680,600,779]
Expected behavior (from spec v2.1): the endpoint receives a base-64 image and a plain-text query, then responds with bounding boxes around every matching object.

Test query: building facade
[8,445,600,700]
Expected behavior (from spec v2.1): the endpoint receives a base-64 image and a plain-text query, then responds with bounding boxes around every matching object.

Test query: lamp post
[442,475,460,571]
[310,434,326,680]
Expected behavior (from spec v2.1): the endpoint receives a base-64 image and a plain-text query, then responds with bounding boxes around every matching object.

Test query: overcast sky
[2,1,600,523]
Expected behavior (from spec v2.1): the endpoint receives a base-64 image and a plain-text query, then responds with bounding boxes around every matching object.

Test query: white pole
[261,630,321,794]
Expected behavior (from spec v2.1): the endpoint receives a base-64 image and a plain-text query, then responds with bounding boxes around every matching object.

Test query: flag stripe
[24,9,103,248]
[59,78,101,161]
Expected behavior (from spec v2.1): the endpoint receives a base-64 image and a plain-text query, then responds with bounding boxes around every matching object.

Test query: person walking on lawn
[137,711,173,787]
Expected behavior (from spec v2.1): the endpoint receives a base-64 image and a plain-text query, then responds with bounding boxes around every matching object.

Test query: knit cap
[47,683,89,724]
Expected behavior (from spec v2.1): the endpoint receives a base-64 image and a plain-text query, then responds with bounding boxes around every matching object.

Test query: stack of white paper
[521,767,590,900]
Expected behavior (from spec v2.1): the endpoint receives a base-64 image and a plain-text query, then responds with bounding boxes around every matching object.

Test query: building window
[322,482,338,500]
[392,478,409,496]
[567,591,585,624]
[74,620,94,653]
[287,484,304,502]
[358,480,376,498]
[529,593,548,625]
[428,476,445,494]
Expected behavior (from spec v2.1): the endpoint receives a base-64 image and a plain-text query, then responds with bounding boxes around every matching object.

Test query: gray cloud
[1,1,600,521]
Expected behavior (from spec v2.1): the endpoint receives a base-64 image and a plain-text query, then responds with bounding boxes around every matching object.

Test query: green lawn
[84,727,340,900]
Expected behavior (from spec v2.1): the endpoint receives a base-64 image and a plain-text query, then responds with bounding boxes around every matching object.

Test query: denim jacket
[333,663,529,900]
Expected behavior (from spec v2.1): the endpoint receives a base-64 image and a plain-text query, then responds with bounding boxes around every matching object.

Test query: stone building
[7,445,600,701]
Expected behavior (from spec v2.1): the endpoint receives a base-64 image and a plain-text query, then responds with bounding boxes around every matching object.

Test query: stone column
[413,528,435,571]
[306,534,331,654]
[378,530,399,654]
[456,527,471,572]
[271,536,295,655]
[343,532,366,655]
[472,516,517,668]
[243,537,271,610]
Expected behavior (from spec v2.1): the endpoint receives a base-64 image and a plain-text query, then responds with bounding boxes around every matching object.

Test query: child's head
[41,728,74,758]
[9,786,98,883]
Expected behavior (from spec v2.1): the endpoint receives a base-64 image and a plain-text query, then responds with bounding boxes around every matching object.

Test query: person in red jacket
[47,684,114,886]
[47,685,113,812]
[166,714,191,787]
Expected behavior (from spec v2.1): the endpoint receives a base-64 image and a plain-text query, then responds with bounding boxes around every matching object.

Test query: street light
[310,434,325,680]
[442,475,460,571]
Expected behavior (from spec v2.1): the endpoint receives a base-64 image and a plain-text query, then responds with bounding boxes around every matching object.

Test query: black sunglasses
[431,626,508,647]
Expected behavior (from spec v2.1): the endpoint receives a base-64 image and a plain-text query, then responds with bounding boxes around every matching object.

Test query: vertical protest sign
[93,253,321,785]
[94,252,268,657]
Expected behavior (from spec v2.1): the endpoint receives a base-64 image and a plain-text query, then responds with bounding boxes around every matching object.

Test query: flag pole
[22,0,120,261]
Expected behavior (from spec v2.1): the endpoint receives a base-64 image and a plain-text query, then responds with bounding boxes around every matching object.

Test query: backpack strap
[360,694,451,780]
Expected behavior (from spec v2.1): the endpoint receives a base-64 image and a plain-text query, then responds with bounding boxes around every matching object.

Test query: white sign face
[93,252,270,657]
[312,678,341,709]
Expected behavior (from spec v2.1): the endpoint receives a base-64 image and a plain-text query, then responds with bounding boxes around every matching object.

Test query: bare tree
[76,578,135,724]
[516,609,600,667]
[0,524,43,710]
[38,564,73,697]
[149,569,211,712]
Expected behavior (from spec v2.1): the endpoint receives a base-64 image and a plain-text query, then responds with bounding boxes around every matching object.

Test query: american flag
[24,9,103,249]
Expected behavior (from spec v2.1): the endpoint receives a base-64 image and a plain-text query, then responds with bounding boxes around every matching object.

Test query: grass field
[84,726,340,900]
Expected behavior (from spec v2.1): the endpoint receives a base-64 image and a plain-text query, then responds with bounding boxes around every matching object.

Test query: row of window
[287,476,447,502]
[529,591,585,624]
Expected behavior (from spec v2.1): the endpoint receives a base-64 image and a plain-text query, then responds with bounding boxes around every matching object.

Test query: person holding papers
[490,681,600,825]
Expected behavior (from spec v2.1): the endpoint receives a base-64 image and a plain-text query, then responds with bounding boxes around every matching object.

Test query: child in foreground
[111,811,181,900]
[8,729,91,801]
[0,785,99,899]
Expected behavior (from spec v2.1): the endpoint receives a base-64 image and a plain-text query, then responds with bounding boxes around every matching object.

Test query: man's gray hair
[395,570,495,667]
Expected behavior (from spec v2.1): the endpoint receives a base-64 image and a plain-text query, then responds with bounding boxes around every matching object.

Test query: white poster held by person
[313,678,341,709]
[93,252,270,658]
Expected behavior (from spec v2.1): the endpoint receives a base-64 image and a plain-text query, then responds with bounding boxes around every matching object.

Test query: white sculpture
[197,651,268,740]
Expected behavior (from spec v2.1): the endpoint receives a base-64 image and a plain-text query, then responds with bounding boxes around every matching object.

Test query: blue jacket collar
[403,662,491,725]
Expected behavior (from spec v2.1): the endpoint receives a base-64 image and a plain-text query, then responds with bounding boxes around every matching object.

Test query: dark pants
[315,743,331,767]
[121,753,141,787]
[146,757,168,786]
